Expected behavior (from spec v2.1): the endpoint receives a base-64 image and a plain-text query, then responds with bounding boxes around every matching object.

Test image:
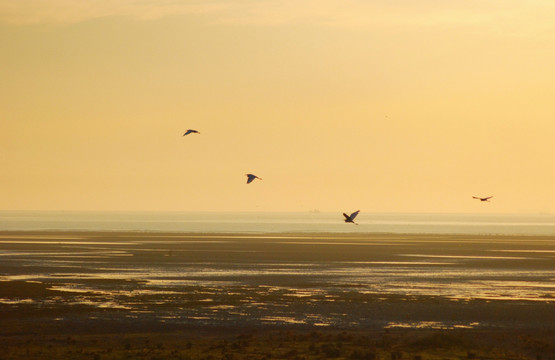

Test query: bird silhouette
[343,210,360,225]
[473,196,493,202]
[183,129,200,136]
[246,174,262,184]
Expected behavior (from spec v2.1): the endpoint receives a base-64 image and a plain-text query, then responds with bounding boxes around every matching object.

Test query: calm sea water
[2,211,555,235]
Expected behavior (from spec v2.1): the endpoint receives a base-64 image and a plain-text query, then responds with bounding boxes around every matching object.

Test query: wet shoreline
[1,231,554,358]
[1,231,554,331]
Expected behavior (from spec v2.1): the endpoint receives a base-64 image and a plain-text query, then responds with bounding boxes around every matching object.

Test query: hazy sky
[2,0,555,213]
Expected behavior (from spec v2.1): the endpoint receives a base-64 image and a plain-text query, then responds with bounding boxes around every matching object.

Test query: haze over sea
[2,211,555,235]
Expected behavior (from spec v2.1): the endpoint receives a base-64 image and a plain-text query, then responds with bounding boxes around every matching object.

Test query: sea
[1,211,555,235]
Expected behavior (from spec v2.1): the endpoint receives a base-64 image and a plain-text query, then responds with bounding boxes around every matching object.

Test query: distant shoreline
[3,229,555,241]
[2,211,555,235]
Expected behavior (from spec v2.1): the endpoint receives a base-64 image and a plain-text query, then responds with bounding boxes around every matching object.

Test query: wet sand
[1,231,554,359]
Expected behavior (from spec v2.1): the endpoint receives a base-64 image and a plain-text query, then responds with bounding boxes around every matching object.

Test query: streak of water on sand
[400,254,532,260]
[0,235,87,240]
[0,240,136,245]
[492,249,555,254]
[0,251,131,257]
[385,321,481,329]
[339,261,455,265]
[120,235,299,240]
[260,316,310,325]
[278,241,407,246]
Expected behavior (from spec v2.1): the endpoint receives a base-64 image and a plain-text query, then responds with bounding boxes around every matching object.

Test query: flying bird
[246,174,262,184]
[343,210,360,225]
[473,196,493,202]
[183,129,200,136]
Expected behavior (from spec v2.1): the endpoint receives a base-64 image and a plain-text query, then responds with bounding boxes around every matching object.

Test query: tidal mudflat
[1,231,554,359]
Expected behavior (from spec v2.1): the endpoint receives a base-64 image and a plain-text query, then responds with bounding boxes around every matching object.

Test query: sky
[1,0,555,213]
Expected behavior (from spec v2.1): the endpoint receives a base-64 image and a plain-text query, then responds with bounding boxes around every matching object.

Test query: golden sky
[1,0,555,213]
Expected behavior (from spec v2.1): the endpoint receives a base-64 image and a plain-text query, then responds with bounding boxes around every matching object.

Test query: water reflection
[385,321,481,330]
[401,254,532,260]
[1,232,554,328]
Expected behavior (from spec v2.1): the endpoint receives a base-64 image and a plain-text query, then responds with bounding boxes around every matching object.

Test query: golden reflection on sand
[1,231,554,331]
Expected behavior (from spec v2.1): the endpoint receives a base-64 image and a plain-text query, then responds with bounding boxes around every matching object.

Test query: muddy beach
[1,231,554,359]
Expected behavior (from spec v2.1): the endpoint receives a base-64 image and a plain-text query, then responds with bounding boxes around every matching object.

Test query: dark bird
[473,196,493,202]
[183,129,200,136]
[343,210,360,225]
[246,174,262,184]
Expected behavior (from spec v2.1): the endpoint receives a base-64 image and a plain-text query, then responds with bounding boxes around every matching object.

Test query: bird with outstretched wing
[183,129,200,136]
[246,174,262,184]
[343,210,360,225]
[473,196,493,202]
